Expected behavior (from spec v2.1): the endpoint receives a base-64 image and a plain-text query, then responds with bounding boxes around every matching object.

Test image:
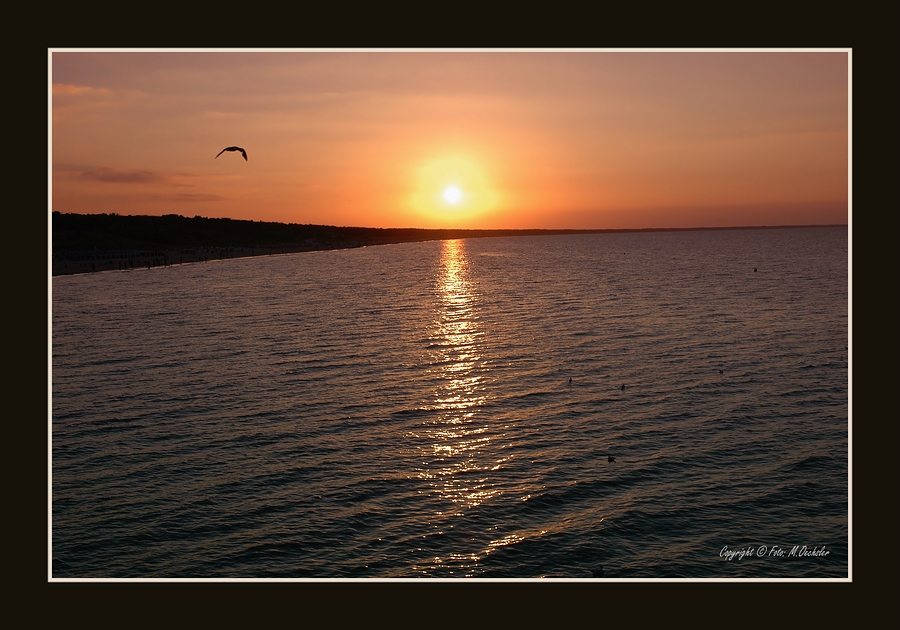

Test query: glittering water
[51,227,848,578]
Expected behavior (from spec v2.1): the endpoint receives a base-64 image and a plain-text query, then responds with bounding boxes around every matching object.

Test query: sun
[443,186,462,204]
[409,155,501,225]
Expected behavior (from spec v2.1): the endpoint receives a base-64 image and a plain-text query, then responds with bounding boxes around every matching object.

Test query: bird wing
[240,148,248,161]
[215,148,227,159]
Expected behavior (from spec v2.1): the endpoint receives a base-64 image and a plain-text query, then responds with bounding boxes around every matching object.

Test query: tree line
[51,212,601,253]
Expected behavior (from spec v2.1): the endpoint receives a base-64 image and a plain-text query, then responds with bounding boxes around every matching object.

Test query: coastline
[51,213,847,277]
[53,244,332,276]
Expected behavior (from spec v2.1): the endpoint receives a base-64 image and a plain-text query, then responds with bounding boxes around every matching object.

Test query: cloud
[52,83,111,96]
[73,192,225,204]
[77,167,166,184]
[55,165,200,191]
[57,164,201,186]
[141,193,224,203]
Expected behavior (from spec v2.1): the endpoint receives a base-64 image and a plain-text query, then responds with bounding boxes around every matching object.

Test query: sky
[50,50,849,230]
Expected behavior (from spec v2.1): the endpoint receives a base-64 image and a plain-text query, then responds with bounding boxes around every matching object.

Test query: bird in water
[608,455,616,463]
[216,146,248,161]
[592,566,605,577]
[620,384,626,392]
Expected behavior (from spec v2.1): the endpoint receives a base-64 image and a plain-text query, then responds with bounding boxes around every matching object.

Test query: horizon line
[51,212,847,234]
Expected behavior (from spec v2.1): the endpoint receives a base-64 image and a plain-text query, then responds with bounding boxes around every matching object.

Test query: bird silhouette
[216,146,248,161]
[608,455,616,463]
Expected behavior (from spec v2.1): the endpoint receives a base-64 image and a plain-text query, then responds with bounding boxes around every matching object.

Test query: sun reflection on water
[414,239,501,513]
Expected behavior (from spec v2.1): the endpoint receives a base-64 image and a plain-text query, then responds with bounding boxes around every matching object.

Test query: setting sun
[444,186,462,205]
[409,155,502,226]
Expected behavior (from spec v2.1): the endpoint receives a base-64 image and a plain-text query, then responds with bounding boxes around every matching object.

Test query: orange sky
[50,50,849,229]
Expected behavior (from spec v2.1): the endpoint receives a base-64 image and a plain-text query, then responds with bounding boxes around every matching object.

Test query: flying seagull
[216,146,248,161]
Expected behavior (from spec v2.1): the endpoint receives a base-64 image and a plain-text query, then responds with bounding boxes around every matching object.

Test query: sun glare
[444,186,462,204]
[410,155,500,225]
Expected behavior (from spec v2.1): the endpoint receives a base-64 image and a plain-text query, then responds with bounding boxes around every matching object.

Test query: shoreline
[52,244,333,276]
[51,222,847,277]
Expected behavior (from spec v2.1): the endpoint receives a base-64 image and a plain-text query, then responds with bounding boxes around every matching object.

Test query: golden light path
[408,239,549,574]
[420,239,497,511]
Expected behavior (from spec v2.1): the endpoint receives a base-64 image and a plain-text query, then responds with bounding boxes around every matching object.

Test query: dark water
[51,227,848,578]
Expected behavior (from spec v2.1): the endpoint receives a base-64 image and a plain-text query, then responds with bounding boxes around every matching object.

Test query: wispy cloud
[55,165,199,188]
[52,83,111,96]
[132,193,224,203]
[78,167,165,184]
[59,191,225,205]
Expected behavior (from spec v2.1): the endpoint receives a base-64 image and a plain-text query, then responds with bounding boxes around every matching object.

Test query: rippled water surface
[52,227,848,578]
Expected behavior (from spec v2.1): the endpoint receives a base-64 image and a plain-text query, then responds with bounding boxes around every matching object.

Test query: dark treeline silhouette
[53,212,843,255]
[52,212,847,282]
[52,212,629,253]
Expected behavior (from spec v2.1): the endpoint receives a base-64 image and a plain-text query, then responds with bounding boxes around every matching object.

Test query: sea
[51,226,849,579]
